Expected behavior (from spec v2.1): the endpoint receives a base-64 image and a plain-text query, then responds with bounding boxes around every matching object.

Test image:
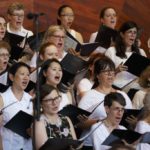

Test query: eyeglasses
[0,23,7,28]
[101,69,116,76]
[111,107,125,113]
[0,53,10,58]
[42,95,61,104]
[61,14,74,18]
[51,35,65,39]
[11,14,24,18]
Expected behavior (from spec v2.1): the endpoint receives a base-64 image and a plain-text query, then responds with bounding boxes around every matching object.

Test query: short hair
[42,25,65,44]
[138,66,150,88]
[57,4,73,25]
[8,62,30,85]
[40,84,59,102]
[104,92,126,107]
[7,2,24,15]
[0,41,11,52]
[39,42,57,56]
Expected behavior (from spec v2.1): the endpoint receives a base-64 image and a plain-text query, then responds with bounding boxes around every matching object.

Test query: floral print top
[41,114,73,139]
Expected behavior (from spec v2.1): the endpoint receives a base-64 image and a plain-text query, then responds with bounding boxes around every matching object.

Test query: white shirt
[0,87,33,150]
[7,23,33,37]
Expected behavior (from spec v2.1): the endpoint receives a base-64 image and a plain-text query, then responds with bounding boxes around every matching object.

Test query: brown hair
[138,66,150,88]
[7,2,24,15]
[0,41,11,52]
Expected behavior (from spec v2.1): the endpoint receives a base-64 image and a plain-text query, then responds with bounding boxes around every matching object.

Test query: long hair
[115,21,140,58]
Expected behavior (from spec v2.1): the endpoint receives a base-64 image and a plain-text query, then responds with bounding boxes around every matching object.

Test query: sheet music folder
[60,53,87,85]
[59,104,91,125]
[39,138,81,150]
[124,53,150,77]
[120,109,142,128]
[95,25,118,49]
[4,110,33,139]
[65,31,99,56]
[102,129,142,146]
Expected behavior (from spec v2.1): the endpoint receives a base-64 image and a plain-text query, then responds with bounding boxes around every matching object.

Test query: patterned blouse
[41,114,73,139]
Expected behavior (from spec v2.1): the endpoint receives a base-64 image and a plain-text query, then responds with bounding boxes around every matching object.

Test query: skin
[0,66,30,125]
[121,27,137,50]
[47,30,65,59]
[35,89,76,149]
[7,9,24,31]
[0,48,9,73]
[105,101,125,129]
[40,45,59,61]
[0,17,6,40]
[44,62,63,86]
[101,8,117,29]
[58,6,83,43]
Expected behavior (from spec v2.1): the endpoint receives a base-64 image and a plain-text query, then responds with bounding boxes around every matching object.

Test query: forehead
[0,17,6,23]
[13,9,24,14]
[111,101,123,108]
[45,45,58,52]
[126,27,137,32]
[44,89,58,99]
[61,7,73,13]
[16,66,29,73]
[104,8,116,14]
[49,61,61,67]
[0,48,9,53]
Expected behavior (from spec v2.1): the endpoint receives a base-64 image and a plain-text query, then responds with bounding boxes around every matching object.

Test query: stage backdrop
[0,0,149,57]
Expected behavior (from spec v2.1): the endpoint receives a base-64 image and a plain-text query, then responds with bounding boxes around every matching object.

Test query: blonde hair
[7,2,24,15]
[139,66,150,88]
[42,25,65,44]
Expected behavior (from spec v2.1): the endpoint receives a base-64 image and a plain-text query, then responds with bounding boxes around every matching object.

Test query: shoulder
[139,48,147,57]
[105,46,116,54]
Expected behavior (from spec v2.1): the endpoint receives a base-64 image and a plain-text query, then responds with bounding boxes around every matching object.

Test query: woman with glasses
[105,21,147,73]
[0,41,11,86]
[35,84,76,150]
[78,56,132,149]
[57,4,83,43]
[78,56,132,119]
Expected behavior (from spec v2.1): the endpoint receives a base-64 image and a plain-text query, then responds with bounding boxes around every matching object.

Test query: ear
[105,106,110,114]
[120,32,124,38]
[100,18,104,24]
[43,71,47,77]
[39,54,44,61]
[9,73,14,82]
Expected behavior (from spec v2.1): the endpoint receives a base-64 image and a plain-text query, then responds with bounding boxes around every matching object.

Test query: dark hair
[104,92,126,107]
[99,6,116,19]
[92,56,115,88]
[57,4,73,25]
[40,84,59,102]
[115,21,140,58]
[39,58,62,85]
[8,62,30,85]
[0,41,11,52]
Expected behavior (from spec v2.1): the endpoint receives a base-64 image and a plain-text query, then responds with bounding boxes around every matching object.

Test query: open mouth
[55,76,60,81]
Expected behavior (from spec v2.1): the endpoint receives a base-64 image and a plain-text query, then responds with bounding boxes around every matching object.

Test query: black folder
[4,110,33,139]
[120,109,142,128]
[0,83,9,93]
[60,53,87,86]
[39,138,81,150]
[124,53,150,77]
[95,25,118,49]
[25,80,36,93]
[27,31,45,51]
[102,129,142,146]
[59,104,91,125]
